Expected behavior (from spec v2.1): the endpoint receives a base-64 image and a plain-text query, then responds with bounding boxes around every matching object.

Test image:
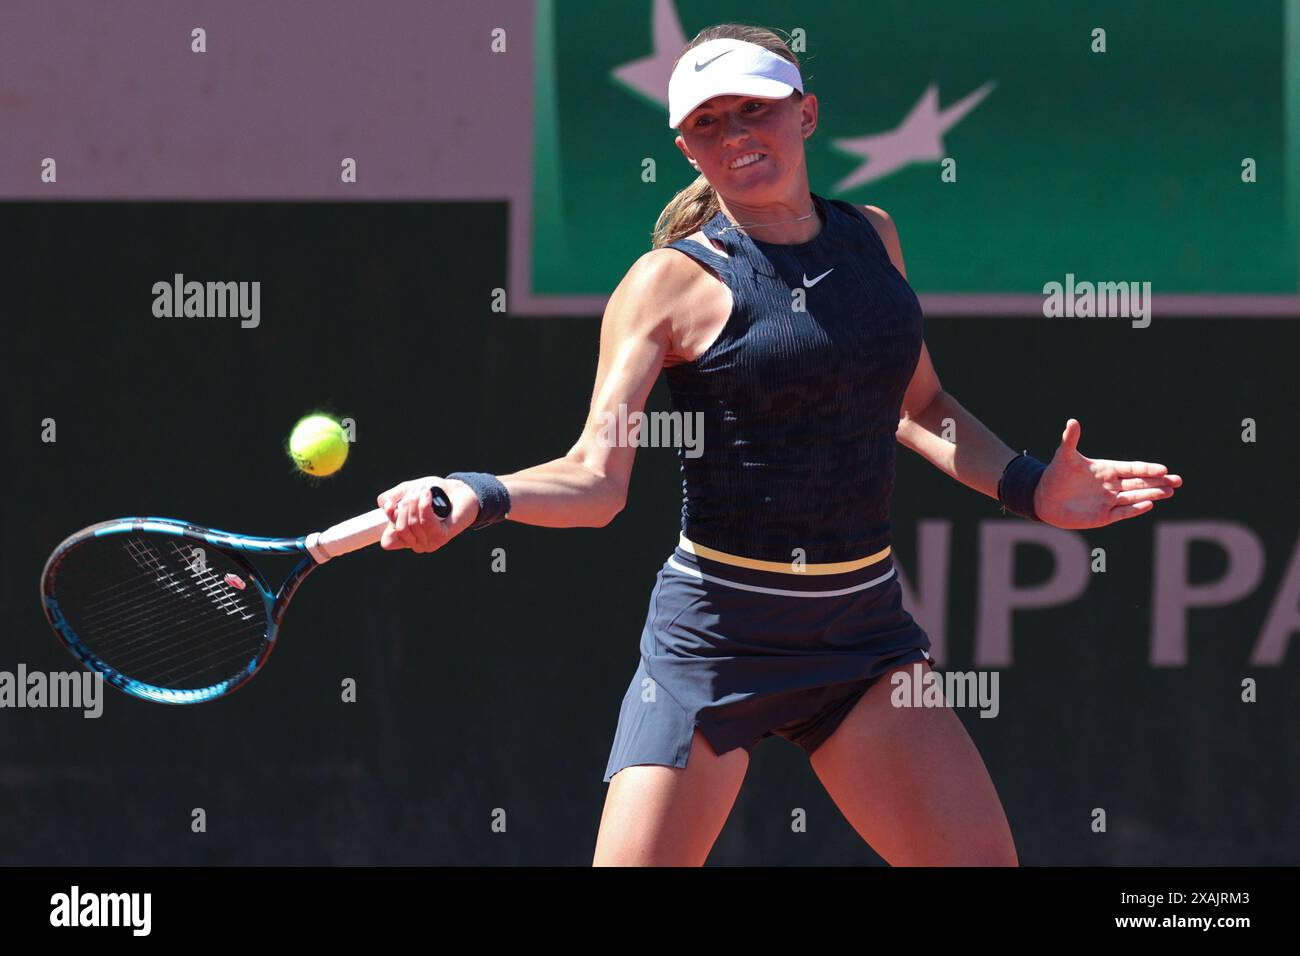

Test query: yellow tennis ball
[289,414,349,477]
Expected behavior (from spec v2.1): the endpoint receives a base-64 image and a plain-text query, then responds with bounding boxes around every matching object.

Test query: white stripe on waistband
[666,556,896,598]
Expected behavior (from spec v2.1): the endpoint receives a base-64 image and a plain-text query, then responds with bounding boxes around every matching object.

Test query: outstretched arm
[493,251,683,529]
[863,205,1183,529]
[901,393,1183,528]
[376,249,688,551]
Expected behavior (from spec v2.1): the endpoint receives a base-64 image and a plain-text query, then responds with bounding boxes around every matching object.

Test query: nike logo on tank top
[664,192,924,564]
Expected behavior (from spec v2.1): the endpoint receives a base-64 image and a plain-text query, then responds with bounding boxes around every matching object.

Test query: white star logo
[610,0,687,112]
[608,2,994,190]
[830,82,995,191]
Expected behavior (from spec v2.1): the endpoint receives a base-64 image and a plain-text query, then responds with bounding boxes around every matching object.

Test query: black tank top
[663,192,924,564]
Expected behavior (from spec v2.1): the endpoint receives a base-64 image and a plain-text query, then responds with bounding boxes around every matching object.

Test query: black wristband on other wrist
[997,451,1047,522]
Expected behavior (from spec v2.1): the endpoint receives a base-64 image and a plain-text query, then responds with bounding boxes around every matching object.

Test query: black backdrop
[3,202,1297,864]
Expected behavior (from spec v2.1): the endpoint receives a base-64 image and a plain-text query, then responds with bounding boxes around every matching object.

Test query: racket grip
[429,486,452,518]
[306,486,452,563]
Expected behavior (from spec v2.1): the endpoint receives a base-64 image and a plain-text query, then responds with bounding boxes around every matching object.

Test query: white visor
[667,38,803,128]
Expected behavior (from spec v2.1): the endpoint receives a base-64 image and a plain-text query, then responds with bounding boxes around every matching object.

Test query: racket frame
[40,517,318,704]
[40,492,448,704]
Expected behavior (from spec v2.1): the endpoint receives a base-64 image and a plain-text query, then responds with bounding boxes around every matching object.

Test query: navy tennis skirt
[603,537,933,782]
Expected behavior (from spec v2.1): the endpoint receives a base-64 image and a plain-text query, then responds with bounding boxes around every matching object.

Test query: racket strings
[68,580,267,686]
[81,541,256,617]
[73,545,259,648]
[79,542,193,609]
[76,545,260,638]
[74,586,262,665]
[53,535,271,691]
[91,610,265,680]
[79,573,249,631]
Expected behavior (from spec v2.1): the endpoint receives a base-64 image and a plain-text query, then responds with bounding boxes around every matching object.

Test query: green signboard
[532,0,1299,313]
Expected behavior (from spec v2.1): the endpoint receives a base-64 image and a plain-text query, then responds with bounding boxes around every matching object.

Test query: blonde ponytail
[650,174,722,249]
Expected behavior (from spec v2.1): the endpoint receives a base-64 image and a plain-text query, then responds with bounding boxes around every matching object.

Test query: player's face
[676,93,810,193]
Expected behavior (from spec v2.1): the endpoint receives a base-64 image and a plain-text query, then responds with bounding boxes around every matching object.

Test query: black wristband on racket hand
[446,472,511,531]
[996,451,1048,522]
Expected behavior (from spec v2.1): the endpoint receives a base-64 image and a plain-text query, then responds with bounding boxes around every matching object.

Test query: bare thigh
[593,728,749,866]
[809,661,1018,866]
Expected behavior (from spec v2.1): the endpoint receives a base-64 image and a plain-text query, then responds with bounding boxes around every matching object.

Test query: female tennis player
[374,24,1182,866]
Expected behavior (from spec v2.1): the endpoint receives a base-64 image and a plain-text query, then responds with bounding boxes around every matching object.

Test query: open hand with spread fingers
[1033,419,1183,529]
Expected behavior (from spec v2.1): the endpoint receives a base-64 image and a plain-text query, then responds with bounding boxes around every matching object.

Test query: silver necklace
[716,205,817,236]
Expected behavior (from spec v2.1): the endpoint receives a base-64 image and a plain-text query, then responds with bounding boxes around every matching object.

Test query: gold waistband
[678,534,891,576]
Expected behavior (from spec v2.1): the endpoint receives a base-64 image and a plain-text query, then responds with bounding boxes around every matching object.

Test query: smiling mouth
[728,152,767,170]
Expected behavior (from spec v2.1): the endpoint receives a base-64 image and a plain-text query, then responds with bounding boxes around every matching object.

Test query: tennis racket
[39,488,452,704]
